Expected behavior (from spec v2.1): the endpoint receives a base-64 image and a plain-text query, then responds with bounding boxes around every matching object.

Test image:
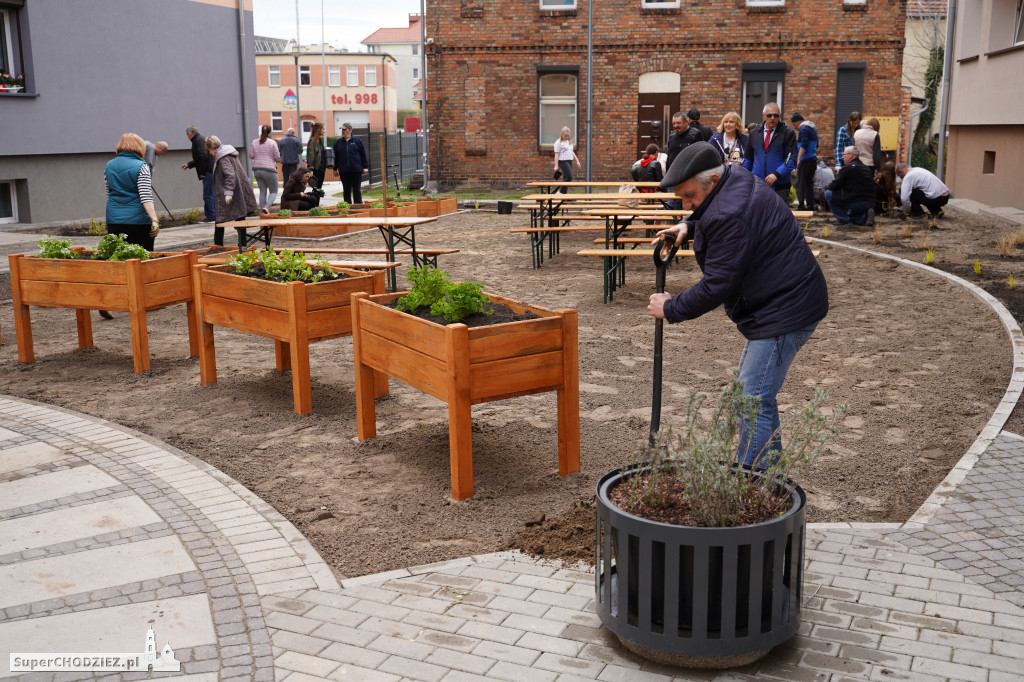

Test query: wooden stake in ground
[380,134,388,226]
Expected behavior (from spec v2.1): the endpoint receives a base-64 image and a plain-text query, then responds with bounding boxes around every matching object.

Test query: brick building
[425,0,907,187]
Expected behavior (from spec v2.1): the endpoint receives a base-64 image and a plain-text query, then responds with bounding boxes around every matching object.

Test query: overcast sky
[252,0,422,53]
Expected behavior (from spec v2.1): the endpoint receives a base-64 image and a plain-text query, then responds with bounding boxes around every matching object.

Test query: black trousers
[340,171,363,204]
[796,158,816,210]
[909,188,949,216]
[109,223,154,251]
[772,183,791,205]
[282,163,298,185]
[557,160,573,194]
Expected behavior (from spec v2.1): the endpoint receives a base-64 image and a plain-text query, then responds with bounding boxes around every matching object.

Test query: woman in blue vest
[104,133,160,250]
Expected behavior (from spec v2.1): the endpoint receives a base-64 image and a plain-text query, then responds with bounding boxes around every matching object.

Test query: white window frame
[843,0,866,4]
[412,43,418,55]
[0,180,17,225]
[328,65,341,87]
[270,112,282,133]
[538,73,577,148]
[741,80,783,129]
[268,65,280,87]
[746,0,784,6]
[364,65,377,87]
[299,65,311,87]
[1016,0,1024,45]
[642,0,680,8]
[540,0,577,9]
[347,65,359,86]
[412,67,420,79]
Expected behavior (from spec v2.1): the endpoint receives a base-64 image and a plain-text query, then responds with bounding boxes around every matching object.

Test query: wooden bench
[577,248,821,303]
[322,260,400,271]
[592,236,815,245]
[512,224,653,268]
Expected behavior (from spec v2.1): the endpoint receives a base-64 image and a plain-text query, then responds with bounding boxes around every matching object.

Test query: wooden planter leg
[8,255,34,363]
[275,340,291,371]
[185,251,200,358]
[125,259,150,373]
[445,323,473,500]
[351,293,378,439]
[193,264,218,385]
[557,310,581,476]
[75,309,94,349]
[369,272,389,399]
[287,282,312,414]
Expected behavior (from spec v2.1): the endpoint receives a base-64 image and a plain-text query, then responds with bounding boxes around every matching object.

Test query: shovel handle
[653,237,678,293]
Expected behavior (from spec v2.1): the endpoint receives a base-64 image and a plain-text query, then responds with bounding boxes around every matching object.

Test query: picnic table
[222,216,438,291]
[519,192,680,229]
[526,180,662,194]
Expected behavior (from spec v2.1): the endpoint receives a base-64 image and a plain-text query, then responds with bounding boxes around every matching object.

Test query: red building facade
[425,0,907,186]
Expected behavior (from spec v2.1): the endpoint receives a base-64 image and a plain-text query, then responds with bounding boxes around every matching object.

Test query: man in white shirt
[896,163,950,219]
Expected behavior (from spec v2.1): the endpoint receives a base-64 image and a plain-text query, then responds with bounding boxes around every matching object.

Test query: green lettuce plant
[308,206,330,217]
[226,249,336,283]
[36,236,79,259]
[395,265,493,323]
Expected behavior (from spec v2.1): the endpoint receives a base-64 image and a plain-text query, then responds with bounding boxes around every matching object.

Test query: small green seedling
[973,259,982,276]
[822,226,829,238]
[1009,275,1016,290]
[925,249,934,264]
[183,208,203,224]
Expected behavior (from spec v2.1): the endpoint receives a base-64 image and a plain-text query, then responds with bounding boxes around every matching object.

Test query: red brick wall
[425,0,907,187]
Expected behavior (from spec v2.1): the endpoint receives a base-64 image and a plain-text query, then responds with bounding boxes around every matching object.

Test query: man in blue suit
[742,102,797,204]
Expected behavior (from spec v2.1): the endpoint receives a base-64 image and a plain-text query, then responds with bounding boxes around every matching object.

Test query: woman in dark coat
[280,166,317,212]
[205,135,258,246]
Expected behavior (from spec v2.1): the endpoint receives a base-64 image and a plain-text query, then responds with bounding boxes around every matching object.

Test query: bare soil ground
[0,206,1015,578]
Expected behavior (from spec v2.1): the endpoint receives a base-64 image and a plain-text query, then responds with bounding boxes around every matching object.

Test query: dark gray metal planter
[595,463,806,668]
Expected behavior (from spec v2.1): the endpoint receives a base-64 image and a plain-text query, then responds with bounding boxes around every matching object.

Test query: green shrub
[308,206,330,217]
[277,209,292,217]
[396,265,492,323]
[183,207,203,224]
[622,382,847,527]
[87,217,107,236]
[370,201,385,209]
[335,201,349,211]
[36,236,79,259]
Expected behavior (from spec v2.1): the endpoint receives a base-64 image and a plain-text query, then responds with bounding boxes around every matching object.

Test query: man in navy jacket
[742,102,797,204]
[649,143,828,467]
[332,123,369,204]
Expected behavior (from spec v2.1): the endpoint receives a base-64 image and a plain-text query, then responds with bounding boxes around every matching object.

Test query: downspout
[585,0,593,187]
[935,0,956,179]
[237,0,253,175]
[420,1,429,191]
[908,98,929,165]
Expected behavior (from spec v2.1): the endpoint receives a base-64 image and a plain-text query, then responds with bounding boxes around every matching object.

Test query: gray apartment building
[0,0,257,225]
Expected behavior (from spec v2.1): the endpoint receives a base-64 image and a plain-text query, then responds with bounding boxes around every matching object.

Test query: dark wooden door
[638,92,679,158]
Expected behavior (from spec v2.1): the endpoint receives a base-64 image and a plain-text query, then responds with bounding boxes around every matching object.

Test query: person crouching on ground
[826,146,876,226]
[280,166,319,212]
[647,143,829,468]
[205,135,258,246]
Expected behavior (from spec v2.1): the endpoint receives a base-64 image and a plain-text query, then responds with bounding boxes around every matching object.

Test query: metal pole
[321,0,327,135]
[585,0,593,187]
[294,0,302,139]
[935,0,956,179]
[237,0,253,176]
[420,0,429,190]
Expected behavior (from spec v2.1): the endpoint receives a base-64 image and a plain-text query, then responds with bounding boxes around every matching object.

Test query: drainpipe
[585,0,593,187]
[908,98,929,165]
[935,0,956,180]
[237,0,253,175]
[420,1,429,191]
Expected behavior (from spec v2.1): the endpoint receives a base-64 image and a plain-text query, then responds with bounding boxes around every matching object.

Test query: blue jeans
[202,173,216,222]
[825,191,871,225]
[736,323,818,468]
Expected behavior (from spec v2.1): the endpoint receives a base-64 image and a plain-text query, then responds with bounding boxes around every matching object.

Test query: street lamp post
[292,44,302,136]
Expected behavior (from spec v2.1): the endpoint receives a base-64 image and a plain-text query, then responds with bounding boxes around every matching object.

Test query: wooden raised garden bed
[350,291,580,500]
[192,263,387,414]
[8,250,199,373]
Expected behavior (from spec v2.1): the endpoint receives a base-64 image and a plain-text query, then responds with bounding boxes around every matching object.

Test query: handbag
[553,169,563,180]
[617,183,639,208]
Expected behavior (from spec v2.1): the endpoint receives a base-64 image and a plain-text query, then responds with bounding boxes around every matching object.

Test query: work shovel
[649,236,679,447]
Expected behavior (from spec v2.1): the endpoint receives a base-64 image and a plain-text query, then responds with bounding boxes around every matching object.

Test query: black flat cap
[790,111,804,122]
[686,108,700,120]
[659,142,722,189]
